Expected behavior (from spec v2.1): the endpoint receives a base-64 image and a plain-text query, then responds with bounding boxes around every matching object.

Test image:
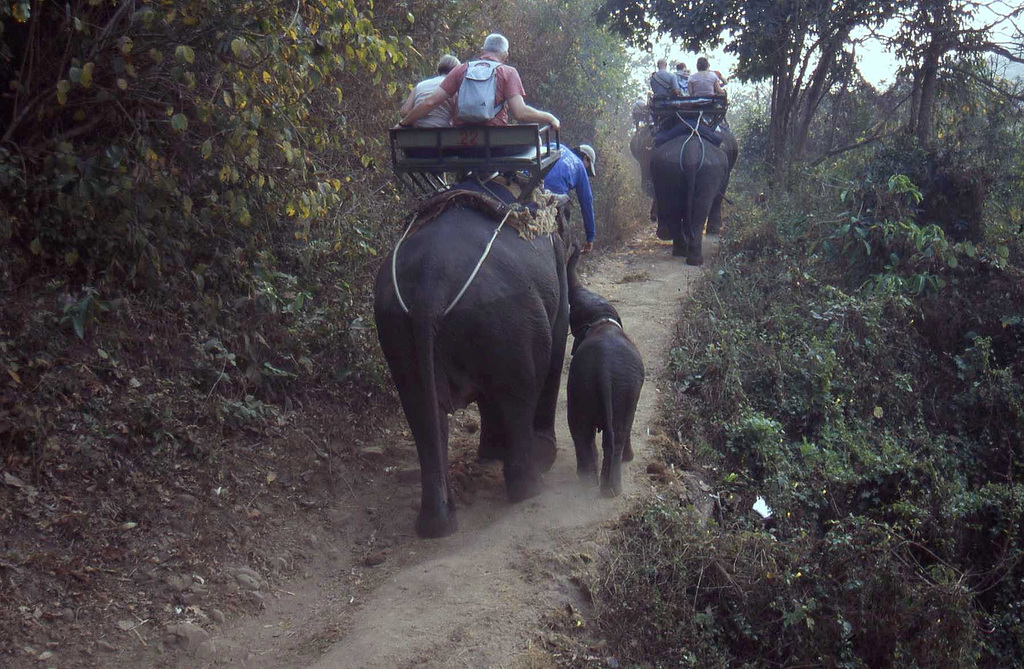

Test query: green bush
[601,143,1024,664]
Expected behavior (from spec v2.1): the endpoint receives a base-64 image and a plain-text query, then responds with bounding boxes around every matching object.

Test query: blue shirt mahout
[543,146,596,242]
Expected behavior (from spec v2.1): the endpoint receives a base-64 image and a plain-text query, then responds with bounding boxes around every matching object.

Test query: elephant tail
[685,147,699,240]
[412,314,448,493]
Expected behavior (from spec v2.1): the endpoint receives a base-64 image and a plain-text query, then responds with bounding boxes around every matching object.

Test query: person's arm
[713,79,725,95]
[399,87,416,116]
[398,87,450,127]
[507,95,560,130]
[575,163,596,247]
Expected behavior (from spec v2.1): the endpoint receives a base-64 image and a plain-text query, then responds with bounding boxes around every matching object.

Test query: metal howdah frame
[389,124,562,202]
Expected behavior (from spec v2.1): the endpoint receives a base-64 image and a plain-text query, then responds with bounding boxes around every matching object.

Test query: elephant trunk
[566,246,582,296]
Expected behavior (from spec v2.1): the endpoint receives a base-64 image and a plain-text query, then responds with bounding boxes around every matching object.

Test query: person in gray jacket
[649,58,682,99]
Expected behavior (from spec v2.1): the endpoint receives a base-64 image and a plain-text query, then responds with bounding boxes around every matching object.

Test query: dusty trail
[193,231,714,669]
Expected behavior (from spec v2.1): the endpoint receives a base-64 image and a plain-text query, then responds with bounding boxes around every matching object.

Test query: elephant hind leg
[398,385,457,538]
[384,316,457,538]
[568,400,599,486]
[706,193,725,234]
[477,398,506,462]
[499,399,543,503]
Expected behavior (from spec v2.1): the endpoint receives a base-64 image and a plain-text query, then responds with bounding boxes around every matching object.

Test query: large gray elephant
[650,128,739,264]
[374,202,569,538]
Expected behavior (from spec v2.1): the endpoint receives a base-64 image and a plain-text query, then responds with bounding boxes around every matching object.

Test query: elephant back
[408,185,560,241]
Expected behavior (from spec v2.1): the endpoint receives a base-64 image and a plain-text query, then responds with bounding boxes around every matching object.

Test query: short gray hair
[482,33,509,56]
[437,54,460,75]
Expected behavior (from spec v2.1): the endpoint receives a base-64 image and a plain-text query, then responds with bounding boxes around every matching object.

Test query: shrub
[600,148,1024,664]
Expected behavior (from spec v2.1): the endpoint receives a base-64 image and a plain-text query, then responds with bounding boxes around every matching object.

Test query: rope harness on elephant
[390,186,561,317]
[578,316,623,341]
[675,110,706,174]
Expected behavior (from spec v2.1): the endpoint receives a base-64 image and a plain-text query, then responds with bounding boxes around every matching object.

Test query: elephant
[629,124,656,199]
[374,197,570,538]
[566,250,644,497]
[650,126,738,264]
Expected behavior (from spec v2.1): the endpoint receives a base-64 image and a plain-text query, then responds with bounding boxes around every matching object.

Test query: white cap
[578,144,596,177]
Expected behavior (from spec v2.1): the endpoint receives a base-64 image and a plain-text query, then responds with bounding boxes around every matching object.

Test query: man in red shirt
[397,33,560,130]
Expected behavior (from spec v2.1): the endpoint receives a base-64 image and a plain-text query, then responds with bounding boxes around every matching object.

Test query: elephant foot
[533,430,558,472]
[416,505,458,538]
[687,237,704,265]
[656,223,673,241]
[622,444,634,463]
[705,224,721,235]
[576,463,599,487]
[506,469,542,503]
[600,480,622,498]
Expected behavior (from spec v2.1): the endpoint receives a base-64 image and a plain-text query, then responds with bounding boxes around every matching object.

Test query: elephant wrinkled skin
[374,205,569,538]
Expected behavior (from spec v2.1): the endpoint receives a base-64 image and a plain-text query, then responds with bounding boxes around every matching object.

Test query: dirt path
[189,231,714,669]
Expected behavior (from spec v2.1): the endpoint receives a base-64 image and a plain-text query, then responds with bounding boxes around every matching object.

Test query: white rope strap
[442,207,513,317]
[675,110,707,172]
[390,207,514,318]
[391,214,417,315]
[591,316,623,330]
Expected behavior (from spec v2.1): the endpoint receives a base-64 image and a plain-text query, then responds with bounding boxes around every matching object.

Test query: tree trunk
[916,41,941,146]
[793,40,843,161]
[907,66,922,135]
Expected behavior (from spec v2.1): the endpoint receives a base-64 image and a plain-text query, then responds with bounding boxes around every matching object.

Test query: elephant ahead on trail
[374,199,569,538]
[650,127,739,265]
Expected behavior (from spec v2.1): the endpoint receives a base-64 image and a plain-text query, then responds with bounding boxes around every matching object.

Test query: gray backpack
[457,60,504,123]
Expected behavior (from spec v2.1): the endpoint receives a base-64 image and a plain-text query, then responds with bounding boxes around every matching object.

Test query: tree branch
[951,65,1024,102]
[807,91,913,167]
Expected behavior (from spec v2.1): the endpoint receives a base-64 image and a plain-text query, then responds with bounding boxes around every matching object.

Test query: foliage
[601,502,978,667]
[599,143,1024,663]
[496,0,644,244]
[1,0,416,278]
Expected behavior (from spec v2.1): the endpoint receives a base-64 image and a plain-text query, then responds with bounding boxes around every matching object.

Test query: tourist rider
[544,144,597,254]
[399,54,461,128]
[650,58,682,99]
[687,57,725,97]
[674,62,690,95]
[397,34,560,130]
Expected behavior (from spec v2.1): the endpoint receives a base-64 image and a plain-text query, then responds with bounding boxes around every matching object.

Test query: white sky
[633,33,897,93]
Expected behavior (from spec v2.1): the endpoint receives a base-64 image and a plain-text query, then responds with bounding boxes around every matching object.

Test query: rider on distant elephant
[650,58,682,99]
[688,57,725,98]
[674,62,690,95]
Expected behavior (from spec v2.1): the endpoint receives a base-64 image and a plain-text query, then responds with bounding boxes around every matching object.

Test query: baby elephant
[566,250,645,496]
